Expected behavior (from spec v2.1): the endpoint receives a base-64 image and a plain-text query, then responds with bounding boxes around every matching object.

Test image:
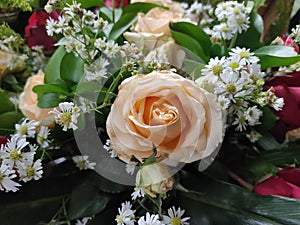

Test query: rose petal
[278,168,300,186]
[254,177,293,198]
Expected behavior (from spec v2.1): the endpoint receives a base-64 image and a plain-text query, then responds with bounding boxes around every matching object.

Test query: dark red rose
[264,71,300,141]
[281,35,299,53]
[0,136,9,146]
[254,168,300,200]
[104,0,128,8]
[25,9,59,53]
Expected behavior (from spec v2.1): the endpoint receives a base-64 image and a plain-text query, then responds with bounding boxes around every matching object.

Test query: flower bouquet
[1,0,300,224]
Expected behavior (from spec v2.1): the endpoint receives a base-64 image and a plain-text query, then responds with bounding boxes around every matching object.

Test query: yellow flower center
[233,8,240,14]
[239,51,250,58]
[172,217,181,225]
[9,149,21,160]
[57,112,72,127]
[235,99,244,107]
[226,83,237,94]
[116,215,123,223]
[26,167,35,177]
[221,26,229,32]
[0,173,3,183]
[77,161,86,170]
[212,65,223,76]
[236,18,244,25]
[230,62,239,70]
[19,126,28,135]
[239,116,246,124]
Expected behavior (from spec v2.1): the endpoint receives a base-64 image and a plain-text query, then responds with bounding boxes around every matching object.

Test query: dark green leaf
[255,46,300,69]
[0,111,23,136]
[45,46,66,83]
[0,89,15,114]
[66,0,104,8]
[179,171,300,225]
[108,12,137,40]
[60,52,84,83]
[170,22,212,57]
[33,84,69,98]
[37,93,64,108]
[171,30,207,63]
[68,183,110,220]
[258,107,278,130]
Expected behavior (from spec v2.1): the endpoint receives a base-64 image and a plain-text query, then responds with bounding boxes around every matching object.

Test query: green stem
[103,68,125,104]
[229,33,238,50]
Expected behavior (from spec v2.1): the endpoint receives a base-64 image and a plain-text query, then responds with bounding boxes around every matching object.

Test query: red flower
[281,35,299,53]
[104,0,128,8]
[25,9,59,53]
[254,168,300,200]
[0,136,9,146]
[264,71,300,141]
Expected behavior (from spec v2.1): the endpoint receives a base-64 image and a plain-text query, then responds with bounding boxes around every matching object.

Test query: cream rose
[106,70,224,164]
[19,70,55,126]
[130,0,185,14]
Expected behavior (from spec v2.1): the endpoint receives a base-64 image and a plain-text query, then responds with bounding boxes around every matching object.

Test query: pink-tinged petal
[0,136,9,146]
[278,168,300,186]
[285,182,300,200]
[254,177,293,198]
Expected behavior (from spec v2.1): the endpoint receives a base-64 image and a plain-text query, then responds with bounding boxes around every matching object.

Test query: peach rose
[106,70,224,164]
[130,0,185,14]
[19,70,55,126]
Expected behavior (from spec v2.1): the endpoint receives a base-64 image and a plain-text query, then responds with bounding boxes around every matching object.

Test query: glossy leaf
[33,84,69,98]
[0,111,23,136]
[255,46,300,69]
[45,46,66,84]
[66,0,104,8]
[99,7,122,23]
[108,12,137,40]
[178,170,300,225]
[170,22,212,57]
[60,52,84,83]
[183,59,205,80]
[0,89,15,114]
[37,93,64,108]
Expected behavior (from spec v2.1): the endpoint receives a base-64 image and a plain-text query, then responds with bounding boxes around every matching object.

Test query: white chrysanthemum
[224,55,243,73]
[131,186,145,200]
[202,56,226,80]
[212,23,234,40]
[115,201,136,225]
[125,162,137,175]
[103,40,120,58]
[15,119,39,138]
[217,95,231,110]
[215,1,231,20]
[82,11,96,25]
[84,57,110,81]
[46,17,57,36]
[291,24,300,42]
[50,102,80,131]
[72,155,96,170]
[138,213,163,225]
[247,63,265,81]
[232,110,247,131]
[0,164,21,192]
[162,206,190,225]
[245,106,262,126]
[229,47,259,65]
[18,159,43,182]
[0,135,34,169]
[37,126,50,148]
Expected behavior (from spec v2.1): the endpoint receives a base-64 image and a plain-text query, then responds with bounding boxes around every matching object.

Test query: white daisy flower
[246,130,262,143]
[46,17,57,36]
[215,2,231,21]
[15,119,39,138]
[218,95,231,110]
[212,23,234,40]
[37,126,51,148]
[82,11,96,25]
[137,212,163,225]
[18,159,43,183]
[0,135,34,169]
[84,57,110,81]
[125,162,137,175]
[162,206,190,225]
[247,63,265,81]
[232,110,248,131]
[115,201,136,225]
[103,40,120,58]
[103,139,117,158]
[201,56,226,80]
[131,186,145,200]
[75,217,93,225]
[0,164,21,192]
[245,106,262,126]
[229,47,259,65]
[224,55,243,73]
[72,155,96,170]
[50,102,81,131]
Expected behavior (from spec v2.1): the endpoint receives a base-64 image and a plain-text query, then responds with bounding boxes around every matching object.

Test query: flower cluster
[198,47,284,137]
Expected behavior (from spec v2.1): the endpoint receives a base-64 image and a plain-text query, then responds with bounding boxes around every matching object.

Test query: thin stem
[227,170,253,191]
[103,68,125,104]
[229,33,238,50]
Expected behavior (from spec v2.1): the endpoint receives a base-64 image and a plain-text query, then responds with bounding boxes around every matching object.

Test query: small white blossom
[232,110,247,131]
[125,162,137,175]
[72,155,96,170]
[18,159,43,182]
[229,47,259,65]
[0,164,21,192]
[75,217,93,225]
[212,23,234,40]
[104,139,117,158]
[15,119,39,138]
[50,102,80,131]
[37,126,51,148]
[84,57,110,81]
[131,186,145,200]
[115,201,136,225]
[246,130,262,143]
[138,213,163,225]
[162,206,190,225]
[245,106,262,126]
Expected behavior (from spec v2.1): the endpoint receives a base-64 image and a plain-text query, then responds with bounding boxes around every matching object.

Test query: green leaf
[66,0,104,8]
[183,59,205,80]
[33,84,69,98]
[99,7,122,23]
[171,30,207,63]
[45,46,66,83]
[255,46,300,69]
[68,183,110,220]
[108,12,137,40]
[0,89,15,114]
[236,12,264,50]
[37,93,64,108]
[0,111,23,136]
[179,171,300,225]
[170,22,212,57]
[60,52,84,83]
